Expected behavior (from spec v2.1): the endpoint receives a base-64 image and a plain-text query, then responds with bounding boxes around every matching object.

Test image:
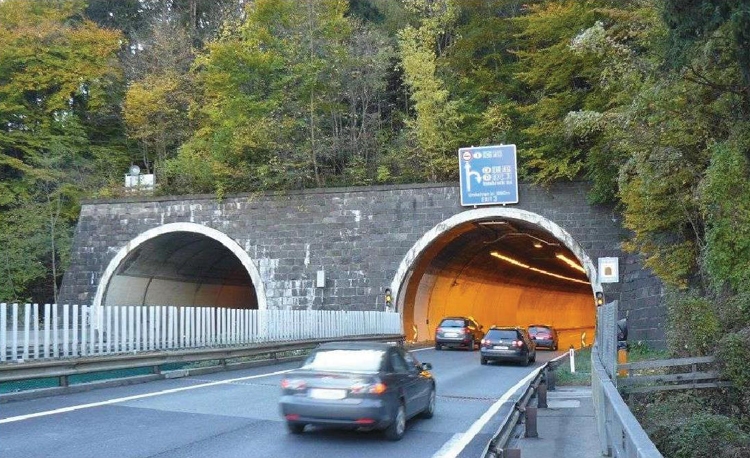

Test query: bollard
[547,369,556,391]
[524,407,538,438]
[569,346,576,373]
[537,382,548,408]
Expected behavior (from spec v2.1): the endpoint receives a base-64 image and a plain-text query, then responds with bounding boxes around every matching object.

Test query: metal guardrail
[484,354,569,458]
[592,300,663,458]
[0,334,404,401]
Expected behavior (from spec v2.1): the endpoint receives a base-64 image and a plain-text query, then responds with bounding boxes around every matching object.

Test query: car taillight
[513,340,524,347]
[370,382,387,395]
[481,339,488,345]
[436,327,444,334]
[350,381,387,395]
[462,327,470,334]
[281,379,306,390]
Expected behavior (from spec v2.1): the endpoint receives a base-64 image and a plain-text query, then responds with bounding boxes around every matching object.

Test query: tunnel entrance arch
[93,223,266,310]
[391,208,601,348]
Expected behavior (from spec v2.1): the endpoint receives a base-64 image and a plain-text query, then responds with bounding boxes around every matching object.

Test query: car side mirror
[421,362,432,371]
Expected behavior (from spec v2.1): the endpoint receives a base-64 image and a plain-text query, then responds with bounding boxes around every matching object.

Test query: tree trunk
[308,0,321,187]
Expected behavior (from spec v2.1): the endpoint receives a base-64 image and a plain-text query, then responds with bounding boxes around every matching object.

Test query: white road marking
[0,368,293,424]
[432,433,465,458]
[432,352,569,458]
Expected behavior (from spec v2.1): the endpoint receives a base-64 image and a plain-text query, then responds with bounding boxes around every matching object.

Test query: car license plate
[494,345,509,350]
[309,389,346,400]
[445,332,458,337]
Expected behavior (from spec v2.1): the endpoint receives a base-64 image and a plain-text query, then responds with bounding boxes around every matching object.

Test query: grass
[555,346,592,386]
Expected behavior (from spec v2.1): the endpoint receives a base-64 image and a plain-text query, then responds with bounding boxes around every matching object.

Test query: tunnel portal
[103,231,258,309]
[399,218,595,349]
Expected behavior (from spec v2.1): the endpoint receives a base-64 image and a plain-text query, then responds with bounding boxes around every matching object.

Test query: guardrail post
[524,407,538,438]
[153,365,161,375]
[537,381,548,409]
[60,375,69,387]
[547,368,556,391]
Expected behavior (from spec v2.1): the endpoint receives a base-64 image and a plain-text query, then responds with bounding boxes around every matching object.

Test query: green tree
[0,0,124,301]
[397,0,462,182]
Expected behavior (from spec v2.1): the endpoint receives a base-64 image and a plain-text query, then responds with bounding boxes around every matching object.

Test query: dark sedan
[279,342,436,441]
[480,327,536,366]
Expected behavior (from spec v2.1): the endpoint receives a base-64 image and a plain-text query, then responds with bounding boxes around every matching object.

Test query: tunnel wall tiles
[59,182,666,348]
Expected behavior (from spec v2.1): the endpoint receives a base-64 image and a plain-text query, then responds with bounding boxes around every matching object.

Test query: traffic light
[385,288,392,308]
[596,291,604,306]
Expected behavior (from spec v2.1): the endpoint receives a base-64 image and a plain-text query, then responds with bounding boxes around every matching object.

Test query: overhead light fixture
[478,221,509,226]
[555,254,586,274]
[533,242,543,249]
[490,251,590,285]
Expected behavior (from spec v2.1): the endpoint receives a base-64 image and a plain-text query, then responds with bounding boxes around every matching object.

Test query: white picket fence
[0,303,402,362]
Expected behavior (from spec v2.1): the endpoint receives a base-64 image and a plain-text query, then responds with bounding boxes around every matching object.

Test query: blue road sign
[459,145,518,206]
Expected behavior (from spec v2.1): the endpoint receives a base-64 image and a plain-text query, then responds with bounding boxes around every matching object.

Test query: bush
[672,413,749,458]
[635,393,749,458]
[665,292,721,356]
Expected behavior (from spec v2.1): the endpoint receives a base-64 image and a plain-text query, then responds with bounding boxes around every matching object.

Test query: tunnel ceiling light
[490,251,591,285]
[533,242,543,249]
[555,254,586,274]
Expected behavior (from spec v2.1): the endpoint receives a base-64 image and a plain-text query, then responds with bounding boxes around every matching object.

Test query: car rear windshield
[486,329,519,340]
[440,319,465,327]
[529,326,551,334]
[301,349,385,373]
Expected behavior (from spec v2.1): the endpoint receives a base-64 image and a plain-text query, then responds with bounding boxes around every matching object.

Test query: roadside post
[569,346,576,373]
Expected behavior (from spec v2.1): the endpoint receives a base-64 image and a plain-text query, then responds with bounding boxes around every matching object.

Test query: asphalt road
[0,348,561,458]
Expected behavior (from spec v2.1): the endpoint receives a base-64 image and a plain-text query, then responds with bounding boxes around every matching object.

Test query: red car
[527,325,559,350]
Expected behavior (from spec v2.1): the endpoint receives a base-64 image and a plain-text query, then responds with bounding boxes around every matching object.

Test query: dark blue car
[279,342,436,441]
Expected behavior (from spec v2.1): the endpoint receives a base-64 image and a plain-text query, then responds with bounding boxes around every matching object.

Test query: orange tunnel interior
[399,218,595,349]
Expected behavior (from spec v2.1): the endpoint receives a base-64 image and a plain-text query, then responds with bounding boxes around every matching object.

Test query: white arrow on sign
[464,162,481,192]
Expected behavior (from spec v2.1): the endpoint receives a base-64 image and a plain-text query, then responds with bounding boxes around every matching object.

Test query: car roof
[315,341,395,351]
[440,316,470,321]
[488,326,523,331]
[528,324,554,328]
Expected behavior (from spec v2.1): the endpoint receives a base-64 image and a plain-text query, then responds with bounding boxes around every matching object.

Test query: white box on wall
[598,257,619,283]
[316,270,325,288]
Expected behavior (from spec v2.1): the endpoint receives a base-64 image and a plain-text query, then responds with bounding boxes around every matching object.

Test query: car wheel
[422,388,436,419]
[531,353,536,363]
[553,344,558,351]
[286,422,305,434]
[480,357,488,365]
[523,355,531,366]
[435,343,442,351]
[468,339,475,351]
[385,403,406,441]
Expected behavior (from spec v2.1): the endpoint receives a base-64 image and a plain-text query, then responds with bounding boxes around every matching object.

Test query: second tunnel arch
[93,222,267,310]
[390,208,602,348]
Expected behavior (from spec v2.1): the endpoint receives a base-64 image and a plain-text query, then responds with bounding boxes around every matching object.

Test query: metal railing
[592,301,663,458]
[1,303,402,362]
[484,353,570,458]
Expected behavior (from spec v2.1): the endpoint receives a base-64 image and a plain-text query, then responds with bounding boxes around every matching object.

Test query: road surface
[0,348,561,458]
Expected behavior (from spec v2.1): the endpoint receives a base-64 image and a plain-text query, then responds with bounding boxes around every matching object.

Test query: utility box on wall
[598,257,619,283]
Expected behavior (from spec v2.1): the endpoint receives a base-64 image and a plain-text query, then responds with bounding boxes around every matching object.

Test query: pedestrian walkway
[514,386,605,458]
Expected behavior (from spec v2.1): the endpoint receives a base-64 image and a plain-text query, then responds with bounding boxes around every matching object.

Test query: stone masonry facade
[59,182,666,348]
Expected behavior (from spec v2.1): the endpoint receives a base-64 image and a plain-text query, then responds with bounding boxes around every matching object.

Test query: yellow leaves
[0,4,123,116]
